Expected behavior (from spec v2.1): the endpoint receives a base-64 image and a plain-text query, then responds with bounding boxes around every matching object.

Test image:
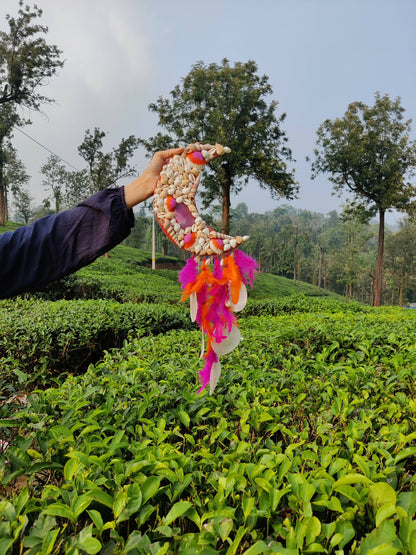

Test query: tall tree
[384,218,416,306]
[311,92,416,305]
[139,59,298,233]
[41,154,67,213]
[1,138,28,221]
[0,1,64,224]
[77,127,139,194]
[0,1,63,108]
[13,186,33,223]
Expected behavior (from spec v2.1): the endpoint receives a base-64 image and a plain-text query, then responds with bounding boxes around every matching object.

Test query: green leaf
[394,446,416,464]
[218,518,233,542]
[113,489,128,520]
[7,446,31,469]
[43,503,75,523]
[397,490,416,517]
[376,505,397,528]
[177,407,190,428]
[77,526,102,555]
[73,493,94,519]
[42,529,60,555]
[141,476,162,504]
[369,483,397,509]
[162,501,192,526]
[64,458,80,481]
[242,540,270,555]
[360,519,398,554]
[305,516,321,546]
[90,489,114,509]
[226,526,246,555]
[87,510,103,531]
[242,496,255,521]
[332,472,372,489]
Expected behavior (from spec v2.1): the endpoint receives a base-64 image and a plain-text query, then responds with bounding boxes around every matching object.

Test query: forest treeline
[125,202,416,307]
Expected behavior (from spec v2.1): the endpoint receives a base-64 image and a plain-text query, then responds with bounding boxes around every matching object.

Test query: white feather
[190,292,197,322]
[209,361,222,394]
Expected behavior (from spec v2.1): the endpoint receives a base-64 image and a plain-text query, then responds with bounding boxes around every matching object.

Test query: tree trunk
[221,164,232,234]
[0,149,5,225]
[374,209,385,306]
[318,246,322,292]
[0,184,6,226]
[399,274,405,306]
[293,224,298,285]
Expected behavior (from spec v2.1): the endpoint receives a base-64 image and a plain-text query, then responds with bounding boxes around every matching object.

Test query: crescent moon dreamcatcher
[154,143,258,394]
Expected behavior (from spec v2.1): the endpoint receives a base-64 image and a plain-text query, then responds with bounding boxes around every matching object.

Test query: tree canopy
[78,127,139,194]
[140,59,298,233]
[0,1,64,224]
[0,1,63,109]
[311,92,416,305]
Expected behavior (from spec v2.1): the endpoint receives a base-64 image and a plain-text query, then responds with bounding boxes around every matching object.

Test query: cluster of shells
[154,142,249,257]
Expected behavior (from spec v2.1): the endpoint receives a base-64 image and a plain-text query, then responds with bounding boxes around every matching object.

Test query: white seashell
[179,240,184,247]
[230,283,248,312]
[176,196,183,204]
[224,146,231,153]
[210,239,223,255]
[174,176,182,187]
[230,239,237,249]
[224,243,231,251]
[173,223,181,232]
[242,235,249,241]
[212,325,241,356]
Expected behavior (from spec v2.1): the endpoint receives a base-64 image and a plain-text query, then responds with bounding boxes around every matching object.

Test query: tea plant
[2,302,416,553]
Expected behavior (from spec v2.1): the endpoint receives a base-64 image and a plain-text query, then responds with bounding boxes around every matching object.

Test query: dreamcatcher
[154,143,258,393]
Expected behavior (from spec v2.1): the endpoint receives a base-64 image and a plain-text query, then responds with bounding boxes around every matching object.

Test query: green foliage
[2,297,416,553]
[0,298,191,393]
[0,1,64,110]
[140,59,297,233]
[311,92,416,305]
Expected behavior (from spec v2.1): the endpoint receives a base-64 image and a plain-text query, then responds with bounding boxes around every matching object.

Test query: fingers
[156,147,185,163]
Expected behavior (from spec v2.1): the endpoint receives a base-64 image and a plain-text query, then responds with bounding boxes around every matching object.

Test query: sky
[2,0,416,226]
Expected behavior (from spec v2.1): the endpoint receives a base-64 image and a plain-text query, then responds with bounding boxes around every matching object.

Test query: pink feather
[197,350,219,393]
[178,257,198,290]
[234,250,259,289]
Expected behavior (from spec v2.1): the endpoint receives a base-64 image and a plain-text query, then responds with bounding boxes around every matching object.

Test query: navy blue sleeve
[0,187,135,298]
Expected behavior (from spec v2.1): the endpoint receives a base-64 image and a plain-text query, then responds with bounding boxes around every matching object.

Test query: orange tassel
[222,254,243,305]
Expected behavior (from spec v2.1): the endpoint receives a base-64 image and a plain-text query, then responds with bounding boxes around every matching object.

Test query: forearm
[0,187,134,298]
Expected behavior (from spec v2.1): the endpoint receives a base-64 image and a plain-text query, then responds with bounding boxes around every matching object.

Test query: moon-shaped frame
[154,143,249,257]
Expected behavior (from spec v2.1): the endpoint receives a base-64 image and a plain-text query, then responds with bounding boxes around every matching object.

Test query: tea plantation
[1,246,416,554]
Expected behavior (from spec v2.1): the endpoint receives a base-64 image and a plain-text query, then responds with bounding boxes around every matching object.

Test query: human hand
[124,147,184,209]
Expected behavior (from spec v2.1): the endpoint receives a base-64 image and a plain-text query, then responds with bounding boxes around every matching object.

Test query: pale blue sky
[2,0,416,225]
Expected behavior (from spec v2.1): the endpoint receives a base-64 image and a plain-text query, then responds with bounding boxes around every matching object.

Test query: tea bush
[2,303,416,553]
[0,298,191,394]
